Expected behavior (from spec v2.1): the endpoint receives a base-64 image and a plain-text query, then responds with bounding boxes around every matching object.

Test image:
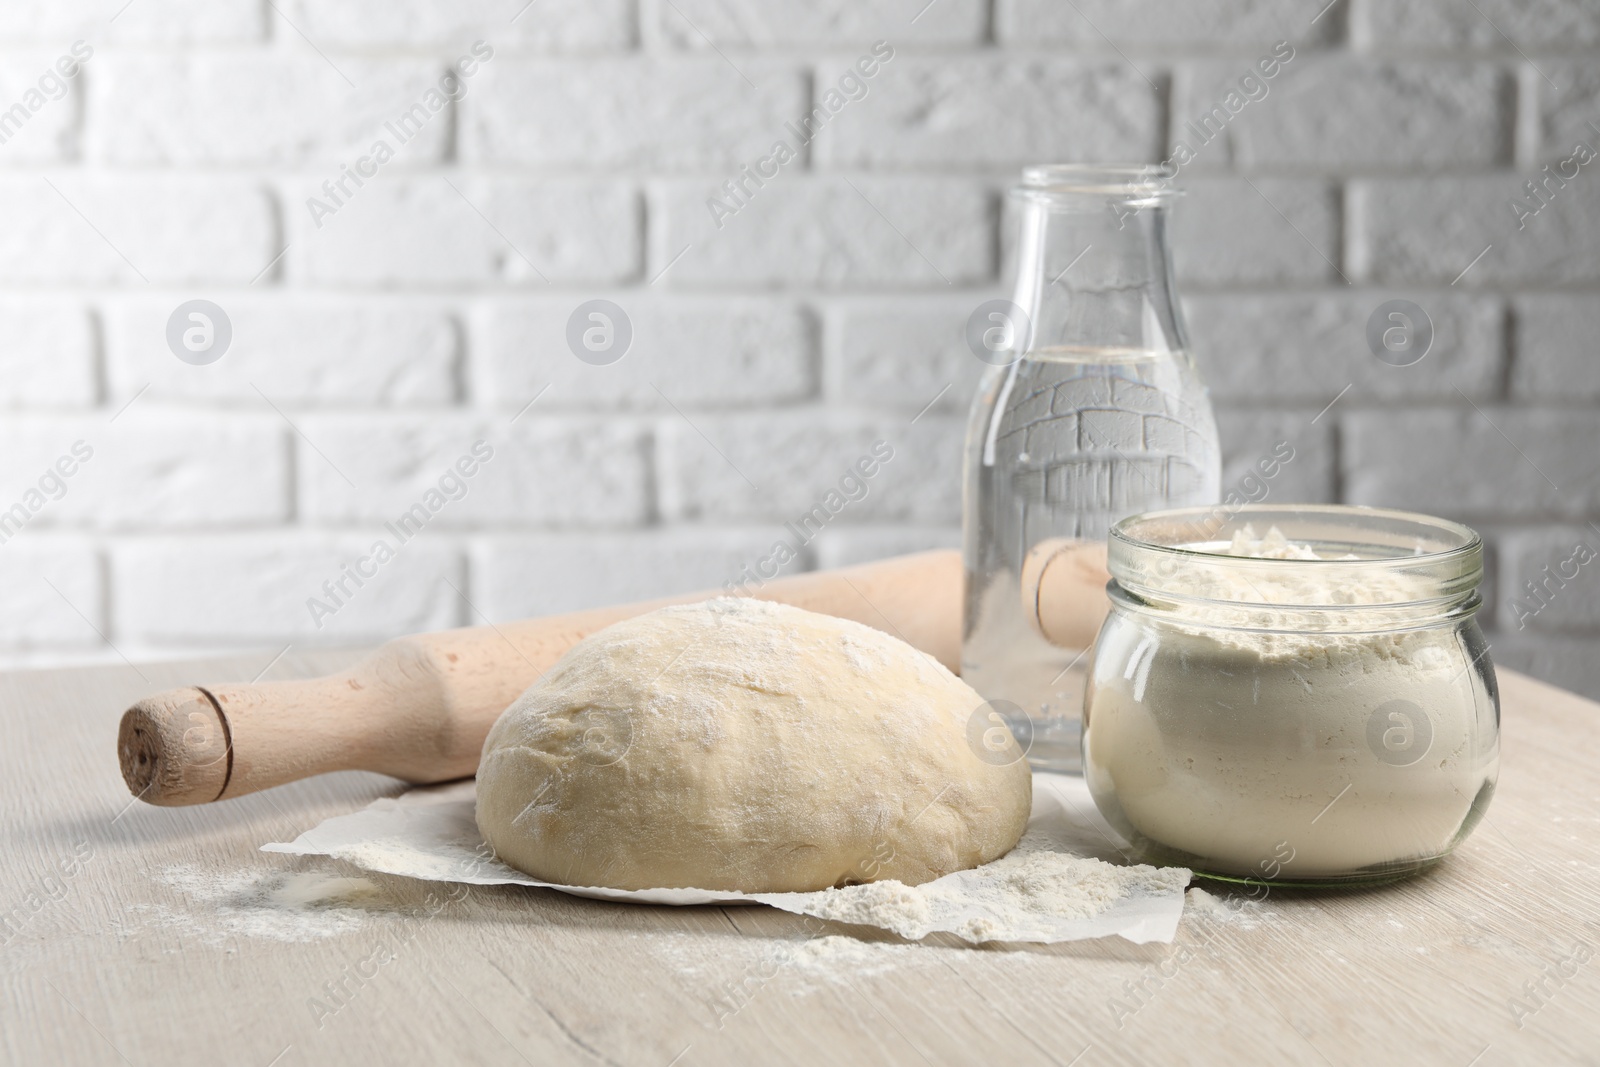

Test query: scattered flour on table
[131,866,382,944]
[778,935,931,980]
[793,830,1190,944]
[1185,887,1276,930]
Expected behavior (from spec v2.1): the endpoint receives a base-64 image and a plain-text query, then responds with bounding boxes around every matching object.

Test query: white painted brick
[465,59,807,169]
[1490,634,1600,702]
[1343,408,1600,519]
[1187,292,1504,402]
[112,536,464,645]
[0,412,288,529]
[0,1,261,43]
[1512,295,1600,402]
[88,55,450,166]
[655,0,984,46]
[1496,525,1600,633]
[104,297,458,406]
[0,51,83,161]
[653,177,992,287]
[815,57,1161,169]
[297,416,651,527]
[473,529,808,619]
[829,295,990,415]
[1172,178,1341,286]
[1215,407,1336,505]
[0,538,103,648]
[276,0,632,50]
[1172,58,1509,171]
[661,411,962,525]
[0,299,97,407]
[0,176,274,285]
[288,177,640,285]
[998,0,1339,46]
[1356,177,1600,286]
[811,526,960,570]
[1537,61,1600,165]
[477,296,814,410]
[1358,0,1600,50]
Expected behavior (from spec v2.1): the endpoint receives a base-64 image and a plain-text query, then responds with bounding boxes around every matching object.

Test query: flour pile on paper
[782,830,1188,943]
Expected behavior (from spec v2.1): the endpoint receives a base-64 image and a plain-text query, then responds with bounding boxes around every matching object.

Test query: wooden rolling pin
[119,546,1111,807]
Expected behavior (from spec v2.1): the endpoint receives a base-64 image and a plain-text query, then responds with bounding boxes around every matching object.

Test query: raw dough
[476,598,1032,892]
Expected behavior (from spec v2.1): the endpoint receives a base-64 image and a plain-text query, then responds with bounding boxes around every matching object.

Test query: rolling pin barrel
[121,551,969,806]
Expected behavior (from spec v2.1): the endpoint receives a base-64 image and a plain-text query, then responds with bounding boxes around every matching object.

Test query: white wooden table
[4,651,1598,1066]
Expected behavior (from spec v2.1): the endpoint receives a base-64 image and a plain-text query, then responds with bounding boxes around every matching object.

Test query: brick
[812,526,960,569]
[0,538,103,648]
[1172,57,1509,171]
[0,1,261,42]
[0,177,274,285]
[1490,634,1600,702]
[473,529,809,618]
[88,55,449,166]
[815,58,1161,168]
[476,297,814,410]
[112,536,463,645]
[297,416,651,527]
[829,295,991,415]
[1537,61,1600,166]
[1343,408,1600,519]
[1173,178,1342,286]
[465,59,807,169]
[1187,292,1504,402]
[1512,295,1600,402]
[655,0,983,46]
[104,297,458,406]
[1359,0,1600,50]
[1215,408,1335,505]
[661,412,962,525]
[1496,525,1600,633]
[0,300,96,407]
[998,0,1340,46]
[288,177,640,285]
[274,0,632,50]
[0,413,288,529]
[0,51,83,161]
[653,177,992,287]
[1355,177,1600,286]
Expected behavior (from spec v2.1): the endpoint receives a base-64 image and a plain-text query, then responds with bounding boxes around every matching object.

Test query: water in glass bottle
[962,165,1221,773]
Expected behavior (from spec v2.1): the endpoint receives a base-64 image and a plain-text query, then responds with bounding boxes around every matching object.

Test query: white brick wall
[1,0,1597,700]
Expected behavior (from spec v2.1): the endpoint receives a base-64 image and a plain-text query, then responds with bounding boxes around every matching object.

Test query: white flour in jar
[1085,526,1497,880]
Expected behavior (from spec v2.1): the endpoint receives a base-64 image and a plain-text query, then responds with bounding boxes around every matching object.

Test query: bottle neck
[1009,194,1188,357]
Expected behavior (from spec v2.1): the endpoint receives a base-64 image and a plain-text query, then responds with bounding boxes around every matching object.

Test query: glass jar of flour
[963,165,1220,775]
[1082,504,1500,886]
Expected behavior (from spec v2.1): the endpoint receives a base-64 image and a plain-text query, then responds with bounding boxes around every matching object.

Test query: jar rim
[1108,504,1484,610]
[1014,164,1180,200]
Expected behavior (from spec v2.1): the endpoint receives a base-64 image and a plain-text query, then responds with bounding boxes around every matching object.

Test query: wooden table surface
[3,650,1598,1067]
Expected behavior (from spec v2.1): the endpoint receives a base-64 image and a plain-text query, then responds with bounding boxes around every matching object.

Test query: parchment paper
[263,772,1190,944]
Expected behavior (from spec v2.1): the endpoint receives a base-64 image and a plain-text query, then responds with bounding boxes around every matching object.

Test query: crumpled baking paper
[262,772,1190,944]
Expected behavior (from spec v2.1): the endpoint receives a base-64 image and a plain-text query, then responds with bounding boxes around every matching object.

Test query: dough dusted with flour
[475,598,1031,893]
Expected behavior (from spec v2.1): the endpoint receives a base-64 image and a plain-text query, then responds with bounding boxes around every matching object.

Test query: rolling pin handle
[118,687,232,807]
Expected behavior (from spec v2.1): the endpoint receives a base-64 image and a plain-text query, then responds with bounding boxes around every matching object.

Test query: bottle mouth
[1013,164,1179,203]
[1107,504,1485,623]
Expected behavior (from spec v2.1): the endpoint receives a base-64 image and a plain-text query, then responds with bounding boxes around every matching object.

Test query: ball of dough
[476,598,1031,893]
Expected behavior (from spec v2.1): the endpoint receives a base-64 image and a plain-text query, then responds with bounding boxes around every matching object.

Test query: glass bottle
[962,165,1220,773]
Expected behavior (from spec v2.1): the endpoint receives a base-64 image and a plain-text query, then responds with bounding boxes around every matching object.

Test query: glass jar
[963,165,1220,774]
[1082,504,1500,886]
